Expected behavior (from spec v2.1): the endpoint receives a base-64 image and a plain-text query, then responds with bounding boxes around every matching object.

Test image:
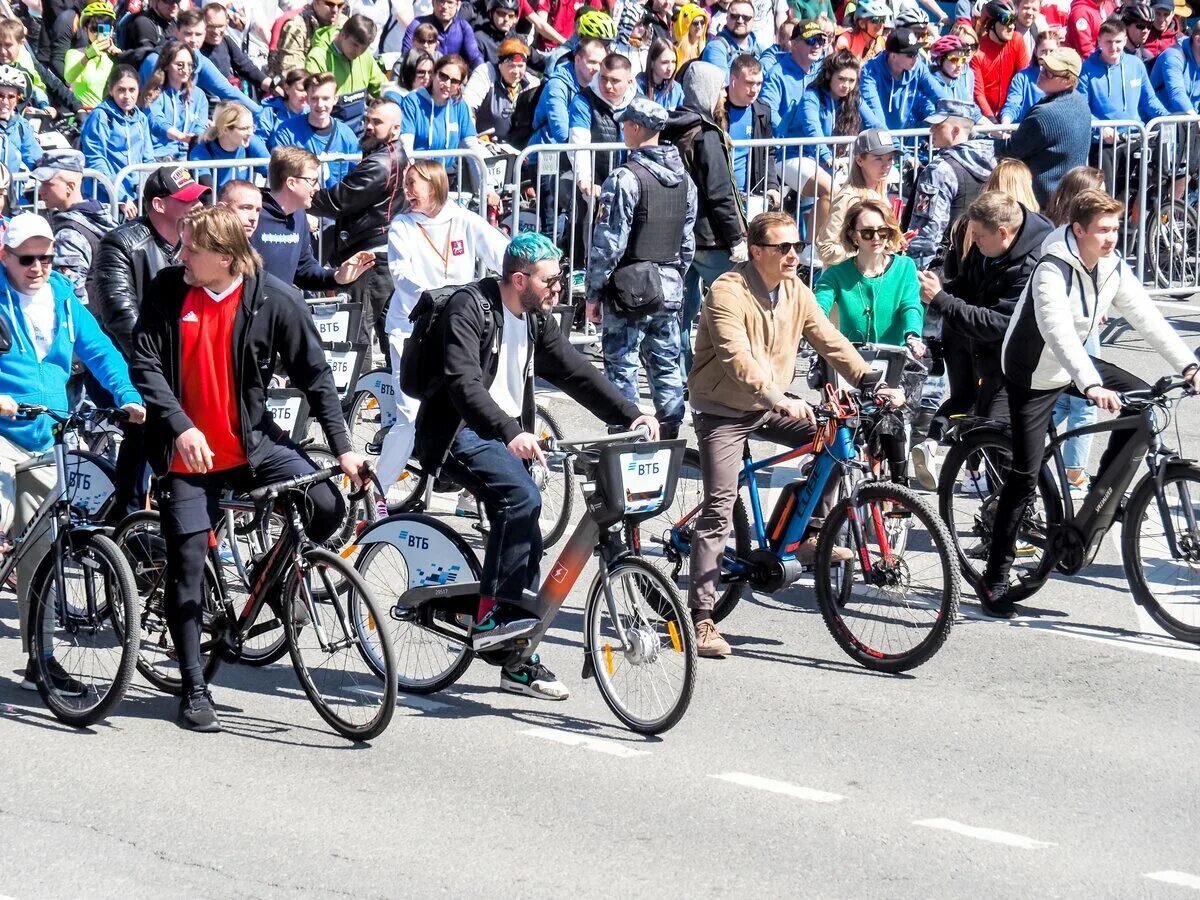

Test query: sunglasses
[856,226,896,241]
[755,241,802,254]
[803,35,828,46]
[727,12,752,21]
[867,16,886,24]
[16,253,55,267]
[944,53,969,64]
[528,270,564,287]
[960,42,978,52]
[1039,64,1068,77]
[995,12,1016,25]
[436,71,464,85]
[500,52,528,64]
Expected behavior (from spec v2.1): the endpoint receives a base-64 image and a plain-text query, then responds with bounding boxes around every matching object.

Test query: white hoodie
[384,200,509,335]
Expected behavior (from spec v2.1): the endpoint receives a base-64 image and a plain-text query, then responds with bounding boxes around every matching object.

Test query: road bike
[938,376,1200,640]
[4,405,139,726]
[353,428,698,735]
[634,388,961,673]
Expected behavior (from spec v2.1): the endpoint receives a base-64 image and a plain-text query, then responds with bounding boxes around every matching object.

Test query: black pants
[346,255,391,357]
[158,441,345,693]
[984,358,1147,585]
[931,341,1009,442]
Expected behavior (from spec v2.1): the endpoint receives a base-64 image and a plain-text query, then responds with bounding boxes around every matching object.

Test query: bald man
[219,180,264,238]
[311,99,407,354]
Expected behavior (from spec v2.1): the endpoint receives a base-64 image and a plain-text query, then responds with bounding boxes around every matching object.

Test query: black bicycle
[938,376,1200,640]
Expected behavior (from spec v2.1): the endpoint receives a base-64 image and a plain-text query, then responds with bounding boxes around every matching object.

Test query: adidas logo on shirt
[182,311,200,323]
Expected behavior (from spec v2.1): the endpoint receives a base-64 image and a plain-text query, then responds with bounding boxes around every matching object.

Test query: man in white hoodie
[979,188,1200,617]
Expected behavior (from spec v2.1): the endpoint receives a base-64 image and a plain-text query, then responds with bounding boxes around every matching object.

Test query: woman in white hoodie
[377,159,509,498]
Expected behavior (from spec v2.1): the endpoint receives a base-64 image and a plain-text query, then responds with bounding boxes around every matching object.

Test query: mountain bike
[353,428,698,735]
[938,376,1200,640]
[633,388,961,673]
[4,404,139,726]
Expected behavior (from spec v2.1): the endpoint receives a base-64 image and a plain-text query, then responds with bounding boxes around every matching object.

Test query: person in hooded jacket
[79,64,156,206]
[567,52,637,199]
[33,150,118,305]
[923,34,981,121]
[0,66,40,179]
[759,19,826,134]
[859,27,948,131]
[400,54,486,172]
[584,97,697,440]
[1000,29,1057,123]
[672,4,710,67]
[1149,19,1200,115]
[1144,0,1184,59]
[1064,0,1116,59]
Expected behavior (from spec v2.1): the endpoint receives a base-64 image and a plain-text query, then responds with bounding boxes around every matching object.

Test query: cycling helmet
[855,0,893,21]
[488,0,519,13]
[81,1,117,19]
[929,34,966,58]
[894,5,930,28]
[1120,1,1153,24]
[577,9,617,40]
[981,0,1015,21]
[0,65,25,95]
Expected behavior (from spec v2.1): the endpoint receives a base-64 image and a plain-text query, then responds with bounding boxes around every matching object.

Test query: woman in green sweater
[815,196,926,482]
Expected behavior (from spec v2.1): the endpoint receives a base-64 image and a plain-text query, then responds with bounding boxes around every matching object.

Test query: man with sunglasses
[0,213,144,695]
[759,19,825,133]
[272,0,346,78]
[860,26,950,131]
[970,0,1030,122]
[700,0,761,75]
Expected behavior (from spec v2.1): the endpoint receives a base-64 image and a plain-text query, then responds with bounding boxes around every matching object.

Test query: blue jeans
[1052,392,1096,470]
[601,309,685,432]
[440,427,542,606]
[681,249,734,374]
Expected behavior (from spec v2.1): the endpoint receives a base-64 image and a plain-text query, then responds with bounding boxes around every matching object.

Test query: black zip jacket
[738,98,780,198]
[201,34,268,87]
[131,266,352,476]
[121,8,173,67]
[93,216,179,358]
[415,277,640,469]
[310,139,407,263]
[252,190,338,291]
[665,108,747,250]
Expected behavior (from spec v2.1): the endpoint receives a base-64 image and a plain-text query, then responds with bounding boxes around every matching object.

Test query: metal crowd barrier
[1139,114,1200,298]
[10,167,120,217]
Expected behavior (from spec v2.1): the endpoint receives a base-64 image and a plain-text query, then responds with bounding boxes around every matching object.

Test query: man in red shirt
[972,0,1031,121]
[518,0,602,50]
[131,205,367,733]
[1065,0,1116,58]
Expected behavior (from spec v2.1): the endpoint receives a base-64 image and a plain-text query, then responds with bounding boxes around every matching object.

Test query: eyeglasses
[727,12,752,22]
[171,61,193,70]
[994,12,1016,25]
[15,253,54,267]
[803,35,828,46]
[436,70,464,85]
[500,53,528,64]
[754,241,802,254]
[856,226,896,241]
[293,174,320,185]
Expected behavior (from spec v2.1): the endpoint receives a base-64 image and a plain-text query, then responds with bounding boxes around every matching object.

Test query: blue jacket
[268,113,359,187]
[188,135,270,192]
[0,269,140,453]
[1078,50,1169,127]
[140,46,262,115]
[531,54,581,146]
[635,73,684,110]
[252,189,336,291]
[759,54,821,132]
[401,14,483,68]
[400,87,476,166]
[758,45,788,76]
[0,114,40,177]
[256,96,307,142]
[699,28,761,74]
[919,69,981,122]
[79,99,156,203]
[795,85,842,162]
[1001,62,1043,123]
[859,55,949,131]
[147,86,210,159]
[1150,39,1200,114]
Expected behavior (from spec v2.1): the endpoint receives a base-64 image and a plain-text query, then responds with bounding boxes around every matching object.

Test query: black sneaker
[501,654,569,700]
[22,657,86,696]
[178,687,222,733]
[975,580,1016,619]
[471,607,539,652]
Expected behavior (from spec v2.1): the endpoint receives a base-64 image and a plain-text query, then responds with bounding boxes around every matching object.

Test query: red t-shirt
[171,281,248,474]
[517,0,603,48]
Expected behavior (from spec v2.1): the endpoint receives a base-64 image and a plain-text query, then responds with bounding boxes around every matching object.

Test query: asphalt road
[2,301,1199,900]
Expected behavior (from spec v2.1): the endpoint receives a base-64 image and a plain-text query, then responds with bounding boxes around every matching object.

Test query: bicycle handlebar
[247,464,346,503]
[14,404,131,426]
[540,424,651,453]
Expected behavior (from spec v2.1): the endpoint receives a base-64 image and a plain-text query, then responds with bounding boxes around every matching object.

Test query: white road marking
[709,772,845,803]
[913,818,1055,849]
[398,694,451,711]
[959,609,1200,663]
[519,726,650,758]
[1146,871,1200,890]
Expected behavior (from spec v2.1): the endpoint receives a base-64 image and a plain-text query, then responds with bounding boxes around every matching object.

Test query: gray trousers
[0,435,56,654]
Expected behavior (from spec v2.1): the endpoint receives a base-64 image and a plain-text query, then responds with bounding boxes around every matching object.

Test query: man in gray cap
[906,97,996,269]
[584,95,697,440]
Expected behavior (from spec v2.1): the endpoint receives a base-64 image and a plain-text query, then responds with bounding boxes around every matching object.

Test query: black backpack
[505,80,547,150]
[400,282,495,401]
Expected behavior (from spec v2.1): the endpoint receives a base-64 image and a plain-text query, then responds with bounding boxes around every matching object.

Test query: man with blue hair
[412,230,660,701]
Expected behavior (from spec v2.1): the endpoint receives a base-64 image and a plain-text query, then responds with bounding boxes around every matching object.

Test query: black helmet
[1121,2,1153,24]
[489,0,519,12]
[982,0,1015,21]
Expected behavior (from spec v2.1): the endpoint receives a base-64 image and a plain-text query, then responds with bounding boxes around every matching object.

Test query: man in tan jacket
[688,211,903,657]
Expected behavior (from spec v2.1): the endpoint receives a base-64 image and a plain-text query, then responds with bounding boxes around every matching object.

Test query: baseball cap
[31,148,85,183]
[620,95,668,132]
[1040,46,1082,78]
[854,128,895,156]
[886,26,923,55]
[926,97,977,124]
[1150,0,1174,10]
[3,212,55,248]
[791,18,824,40]
[144,166,211,203]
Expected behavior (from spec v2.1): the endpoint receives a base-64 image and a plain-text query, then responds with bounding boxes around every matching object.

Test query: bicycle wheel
[584,556,696,734]
[533,404,575,548]
[29,533,138,725]
[354,516,477,693]
[1148,200,1200,290]
[285,547,397,740]
[1122,462,1200,642]
[631,448,751,624]
[347,388,386,456]
[815,482,959,673]
[215,510,290,667]
[937,428,1061,591]
[305,445,368,551]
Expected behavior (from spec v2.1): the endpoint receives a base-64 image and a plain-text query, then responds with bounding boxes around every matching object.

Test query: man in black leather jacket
[92,166,209,515]
[310,98,406,355]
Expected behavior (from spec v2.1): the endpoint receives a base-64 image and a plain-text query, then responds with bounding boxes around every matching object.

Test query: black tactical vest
[621,157,687,264]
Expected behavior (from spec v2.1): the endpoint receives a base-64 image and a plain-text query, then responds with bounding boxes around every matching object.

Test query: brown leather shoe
[695,618,731,658]
[796,535,852,565]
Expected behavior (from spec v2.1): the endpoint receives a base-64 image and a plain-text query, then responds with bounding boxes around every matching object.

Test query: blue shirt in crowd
[268,113,359,186]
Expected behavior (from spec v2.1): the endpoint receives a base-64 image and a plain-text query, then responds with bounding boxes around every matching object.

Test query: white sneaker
[454,490,479,518]
[910,440,939,491]
[963,469,991,495]
[500,654,569,700]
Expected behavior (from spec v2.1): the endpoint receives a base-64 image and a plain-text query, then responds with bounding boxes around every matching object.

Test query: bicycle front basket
[592,439,686,528]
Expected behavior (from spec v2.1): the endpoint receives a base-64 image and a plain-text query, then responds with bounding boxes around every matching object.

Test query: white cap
[3,212,54,249]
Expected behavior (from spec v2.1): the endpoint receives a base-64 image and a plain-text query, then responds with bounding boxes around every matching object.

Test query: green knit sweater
[814,254,924,346]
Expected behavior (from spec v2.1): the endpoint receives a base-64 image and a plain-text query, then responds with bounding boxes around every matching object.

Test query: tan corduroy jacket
[689,261,871,415]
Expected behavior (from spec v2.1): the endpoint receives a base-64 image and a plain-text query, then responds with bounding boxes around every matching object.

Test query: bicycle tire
[305,444,367,551]
[937,427,1062,596]
[215,509,291,667]
[29,532,139,726]
[815,482,959,673]
[1148,200,1200,290]
[533,404,575,548]
[1121,461,1200,642]
[285,547,397,740]
[347,388,386,456]
[584,556,697,734]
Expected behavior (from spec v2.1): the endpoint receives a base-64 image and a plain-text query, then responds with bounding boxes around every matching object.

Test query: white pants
[376,330,423,492]
[0,435,57,653]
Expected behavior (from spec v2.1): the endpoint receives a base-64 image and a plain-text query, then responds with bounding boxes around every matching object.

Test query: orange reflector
[367,398,378,410]
[667,620,682,652]
[367,613,376,631]
[340,544,357,558]
[603,643,614,675]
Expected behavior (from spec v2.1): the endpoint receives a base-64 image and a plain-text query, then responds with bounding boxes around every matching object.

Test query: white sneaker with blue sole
[500,654,569,700]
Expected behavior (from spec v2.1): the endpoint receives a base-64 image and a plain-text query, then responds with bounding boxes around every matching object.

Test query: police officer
[906,97,997,268]
[584,96,697,441]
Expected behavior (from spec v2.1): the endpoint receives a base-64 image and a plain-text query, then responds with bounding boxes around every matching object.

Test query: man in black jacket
[121,0,179,67]
[415,232,658,701]
[131,205,366,732]
[310,99,406,354]
[201,2,273,96]
[474,0,519,65]
[910,191,1053,488]
[253,146,376,291]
